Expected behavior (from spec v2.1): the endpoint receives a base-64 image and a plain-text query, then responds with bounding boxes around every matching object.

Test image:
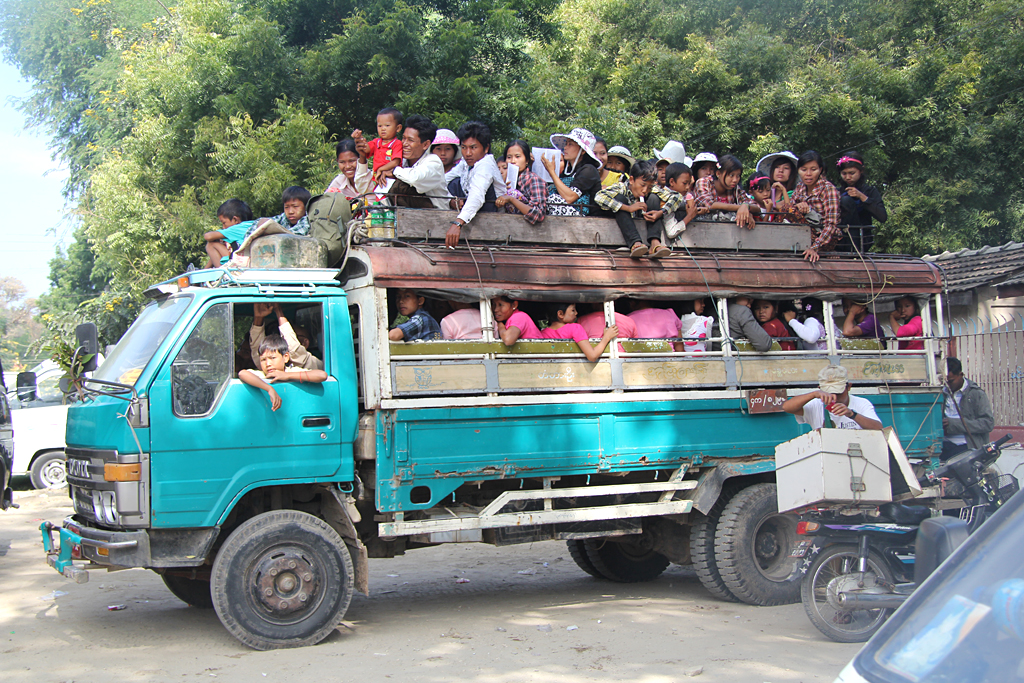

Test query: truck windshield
[94,295,192,386]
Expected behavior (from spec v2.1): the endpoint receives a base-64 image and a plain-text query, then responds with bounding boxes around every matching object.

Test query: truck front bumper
[41,519,140,583]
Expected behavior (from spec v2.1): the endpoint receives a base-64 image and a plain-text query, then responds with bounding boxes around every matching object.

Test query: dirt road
[1,485,860,683]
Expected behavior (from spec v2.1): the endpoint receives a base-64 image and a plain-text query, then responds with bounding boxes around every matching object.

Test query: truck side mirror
[914,516,969,585]
[75,322,99,373]
[16,371,37,402]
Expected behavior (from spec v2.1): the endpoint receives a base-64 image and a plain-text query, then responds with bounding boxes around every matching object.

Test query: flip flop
[630,243,649,258]
[650,245,672,259]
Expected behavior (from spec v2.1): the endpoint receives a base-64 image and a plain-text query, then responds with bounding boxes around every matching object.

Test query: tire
[211,510,354,650]
[30,451,67,490]
[567,540,604,578]
[162,574,214,609]
[801,545,895,643]
[583,534,670,583]
[715,483,802,606]
[690,486,741,602]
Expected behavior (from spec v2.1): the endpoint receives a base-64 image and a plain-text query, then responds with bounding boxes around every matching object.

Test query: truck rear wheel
[211,510,354,650]
[689,485,741,602]
[566,540,603,578]
[715,483,801,606]
[162,574,214,608]
[583,535,670,583]
[30,451,66,489]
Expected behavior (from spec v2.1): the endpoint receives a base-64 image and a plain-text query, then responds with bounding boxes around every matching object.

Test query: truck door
[147,300,343,528]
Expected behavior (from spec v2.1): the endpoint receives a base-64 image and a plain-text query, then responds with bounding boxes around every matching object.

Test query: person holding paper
[494,140,546,224]
[782,365,883,431]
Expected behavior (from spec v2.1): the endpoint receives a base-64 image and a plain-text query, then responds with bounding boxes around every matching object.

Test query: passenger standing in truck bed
[492,296,542,345]
[249,303,324,370]
[541,303,618,362]
[728,296,772,352]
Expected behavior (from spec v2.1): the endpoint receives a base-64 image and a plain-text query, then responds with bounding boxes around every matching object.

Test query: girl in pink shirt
[541,303,618,361]
[889,296,924,350]
[492,296,543,345]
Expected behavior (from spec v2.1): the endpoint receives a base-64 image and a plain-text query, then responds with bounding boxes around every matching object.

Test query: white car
[7,361,69,489]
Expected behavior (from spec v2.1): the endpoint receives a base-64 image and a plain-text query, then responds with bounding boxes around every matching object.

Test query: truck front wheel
[211,510,355,650]
[162,574,214,608]
[30,451,66,489]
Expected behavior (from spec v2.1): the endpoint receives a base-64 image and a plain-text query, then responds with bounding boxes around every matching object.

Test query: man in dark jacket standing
[942,357,995,459]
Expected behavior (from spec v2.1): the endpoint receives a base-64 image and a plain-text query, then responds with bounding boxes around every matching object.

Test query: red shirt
[367,138,402,171]
[896,315,924,350]
[541,323,589,342]
[761,318,795,351]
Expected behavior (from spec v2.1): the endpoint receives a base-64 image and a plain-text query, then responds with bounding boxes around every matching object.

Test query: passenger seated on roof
[595,160,672,259]
[889,296,924,350]
[325,138,373,199]
[493,140,546,224]
[542,303,619,362]
[445,121,505,248]
[441,300,483,340]
[541,127,603,217]
[269,186,312,236]
[793,150,841,263]
[664,163,697,231]
[627,300,682,339]
[753,299,796,350]
[204,199,256,268]
[492,296,543,346]
[728,296,772,352]
[431,129,461,175]
[840,298,884,340]
[389,289,442,341]
[693,155,761,229]
[250,302,324,370]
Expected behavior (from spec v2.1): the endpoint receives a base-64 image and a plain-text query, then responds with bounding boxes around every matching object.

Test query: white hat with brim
[606,145,637,171]
[550,128,603,168]
[691,152,718,169]
[756,151,798,179]
[654,140,688,165]
[817,365,849,394]
[431,128,462,162]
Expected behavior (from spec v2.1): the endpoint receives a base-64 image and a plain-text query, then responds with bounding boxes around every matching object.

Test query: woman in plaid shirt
[494,140,547,224]
[692,155,760,229]
[792,150,841,263]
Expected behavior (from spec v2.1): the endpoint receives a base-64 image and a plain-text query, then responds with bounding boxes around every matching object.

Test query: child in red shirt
[541,303,619,362]
[353,107,403,188]
[754,299,796,350]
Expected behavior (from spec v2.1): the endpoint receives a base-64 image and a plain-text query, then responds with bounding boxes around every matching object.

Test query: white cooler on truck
[775,429,893,513]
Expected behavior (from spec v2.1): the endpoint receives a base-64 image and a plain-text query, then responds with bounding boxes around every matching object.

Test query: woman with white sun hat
[540,127,604,216]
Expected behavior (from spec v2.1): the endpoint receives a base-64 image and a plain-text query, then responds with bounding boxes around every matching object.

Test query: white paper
[532,148,561,183]
[505,164,519,195]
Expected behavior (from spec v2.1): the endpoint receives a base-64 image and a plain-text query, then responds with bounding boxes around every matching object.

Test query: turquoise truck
[39,211,946,649]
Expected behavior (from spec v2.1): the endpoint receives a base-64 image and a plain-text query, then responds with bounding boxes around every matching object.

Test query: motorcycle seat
[878,502,932,525]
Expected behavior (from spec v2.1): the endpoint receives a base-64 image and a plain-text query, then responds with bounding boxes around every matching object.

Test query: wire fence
[949,314,1024,427]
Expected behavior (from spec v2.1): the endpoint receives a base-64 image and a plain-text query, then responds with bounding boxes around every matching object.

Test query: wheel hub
[755,530,779,561]
[825,572,883,611]
[254,551,319,617]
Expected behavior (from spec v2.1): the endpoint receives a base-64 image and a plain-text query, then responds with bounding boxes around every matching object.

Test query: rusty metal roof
[356,245,943,301]
[923,242,1024,292]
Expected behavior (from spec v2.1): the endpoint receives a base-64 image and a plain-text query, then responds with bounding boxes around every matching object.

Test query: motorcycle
[796,434,1018,643]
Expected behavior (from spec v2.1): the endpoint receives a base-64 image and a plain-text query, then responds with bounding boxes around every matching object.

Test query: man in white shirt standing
[782,365,883,431]
[384,114,450,209]
[444,121,506,248]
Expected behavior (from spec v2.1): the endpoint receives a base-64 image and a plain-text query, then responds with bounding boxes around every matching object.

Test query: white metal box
[775,429,892,513]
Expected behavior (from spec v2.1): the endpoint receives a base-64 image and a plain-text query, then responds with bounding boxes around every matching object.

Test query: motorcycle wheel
[801,544,896,643]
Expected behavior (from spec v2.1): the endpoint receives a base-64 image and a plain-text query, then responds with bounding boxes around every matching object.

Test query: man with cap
[782,365,883,430]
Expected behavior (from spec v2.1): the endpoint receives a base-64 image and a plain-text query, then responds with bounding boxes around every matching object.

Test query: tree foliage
[3,0,1024,345]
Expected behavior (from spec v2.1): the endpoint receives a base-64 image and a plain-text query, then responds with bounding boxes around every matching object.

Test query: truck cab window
[172,303,233,416]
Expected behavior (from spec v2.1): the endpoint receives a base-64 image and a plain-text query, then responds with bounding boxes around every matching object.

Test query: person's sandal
[630,243,649,258]
[650,245,672,259]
